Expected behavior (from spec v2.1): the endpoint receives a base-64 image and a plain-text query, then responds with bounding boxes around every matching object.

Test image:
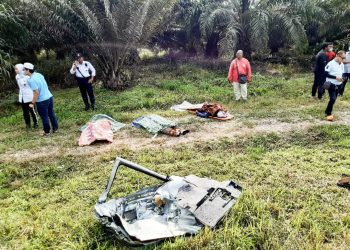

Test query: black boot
[33,123,39,128]
[84,103,90,111]
[26,123,31,129]
[91,103,95,111]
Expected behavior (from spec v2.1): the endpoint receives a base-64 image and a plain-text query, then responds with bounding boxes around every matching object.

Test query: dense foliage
[0,0,349,88]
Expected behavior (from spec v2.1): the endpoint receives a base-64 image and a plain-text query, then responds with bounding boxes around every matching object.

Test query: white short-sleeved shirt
[325,59,344,86]
[344,52,350,74]
[16,74,33,103]
[70,61,96,78]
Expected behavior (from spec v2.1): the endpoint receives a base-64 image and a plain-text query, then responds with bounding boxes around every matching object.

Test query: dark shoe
[85,105,90,111]
[42,132,51,136]
[91,104,96,111]
[33,123,39,129]
[26,124,31,129]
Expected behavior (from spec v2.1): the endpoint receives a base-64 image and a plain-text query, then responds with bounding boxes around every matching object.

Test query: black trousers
[339,73,350,96]
[325,84,339,116]
[312,72,325,99]
[76,77,95,106]
[21,101,38,126]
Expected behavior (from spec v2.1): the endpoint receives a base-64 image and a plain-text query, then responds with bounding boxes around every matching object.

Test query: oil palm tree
[4,0,175,90]
[200,0,307,58]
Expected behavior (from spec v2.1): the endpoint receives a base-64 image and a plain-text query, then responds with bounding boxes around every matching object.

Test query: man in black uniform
[70,53,97,111]
[312,43,334,99]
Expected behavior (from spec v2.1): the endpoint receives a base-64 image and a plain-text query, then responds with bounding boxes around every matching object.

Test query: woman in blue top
[15,64,38,129]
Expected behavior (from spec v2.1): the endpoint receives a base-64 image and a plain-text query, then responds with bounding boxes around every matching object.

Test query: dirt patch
[2,113,350,163]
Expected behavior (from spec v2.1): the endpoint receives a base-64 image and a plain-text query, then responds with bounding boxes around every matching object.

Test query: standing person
[70,53,96,111]
[15,64,38,129]
[324,51,346,121]
[311,43,334,99]
[24,63,59,136]
[227,50,252,101]
[326,50,336,62]
[339,47,350,96]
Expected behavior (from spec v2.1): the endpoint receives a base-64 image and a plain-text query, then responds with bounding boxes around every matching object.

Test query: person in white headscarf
[15,64,38,128]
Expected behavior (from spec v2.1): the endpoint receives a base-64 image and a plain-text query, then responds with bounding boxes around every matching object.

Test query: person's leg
[29,104,39,127]
[77,78,89,110]
[241,83,248,100]
[48,97,59,132]
[317,74,325,99]
[36,100,51,134]
[233,83,241,101]
[325,84,337,116]
[21,102,31,128]
[86,80,95,109]
[311,73,318,97]
[340,73,349,96]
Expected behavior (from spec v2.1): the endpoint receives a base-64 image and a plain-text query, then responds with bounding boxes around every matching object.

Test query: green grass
[0,63,350,249]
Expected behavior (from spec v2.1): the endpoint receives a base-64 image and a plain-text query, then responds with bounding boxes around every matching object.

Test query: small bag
[236,60,248,84]
[323,81,332,90]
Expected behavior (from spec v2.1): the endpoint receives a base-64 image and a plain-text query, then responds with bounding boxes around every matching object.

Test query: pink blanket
[78,120,113,146]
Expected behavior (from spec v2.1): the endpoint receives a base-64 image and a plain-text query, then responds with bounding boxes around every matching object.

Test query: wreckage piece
[337,174,350,189]
[95,157,242,245]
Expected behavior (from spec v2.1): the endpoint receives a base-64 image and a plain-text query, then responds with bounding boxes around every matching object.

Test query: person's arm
[320,54,328,72]
[28,79,39,108]
[227,60,235,83]
[29,90,39,108]
[87,62,96,83]
[246,60,252,82]
[70,62,77,75]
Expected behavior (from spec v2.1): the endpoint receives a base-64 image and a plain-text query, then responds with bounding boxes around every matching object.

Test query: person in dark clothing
[312,43,334,99]
[70,53,96,111]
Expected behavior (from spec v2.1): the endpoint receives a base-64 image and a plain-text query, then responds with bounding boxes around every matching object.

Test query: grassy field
[0,62,350,249]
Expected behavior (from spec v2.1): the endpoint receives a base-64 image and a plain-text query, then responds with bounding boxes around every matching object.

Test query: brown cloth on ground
[162,127,190,137]
[337,174,350,189]
[199,103,228,117]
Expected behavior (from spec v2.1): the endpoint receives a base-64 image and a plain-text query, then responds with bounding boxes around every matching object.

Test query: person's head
[14,64,24,75]
[336,50,346,63]
[322,42,333,52]
[236,50,244,59]
[23,62,35,76]
[76,53,84,64]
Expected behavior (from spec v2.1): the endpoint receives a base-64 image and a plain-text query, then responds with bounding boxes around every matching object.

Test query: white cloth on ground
[170,101,204,112]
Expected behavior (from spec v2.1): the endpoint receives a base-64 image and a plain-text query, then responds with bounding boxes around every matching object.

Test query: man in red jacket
[228,50,252,101]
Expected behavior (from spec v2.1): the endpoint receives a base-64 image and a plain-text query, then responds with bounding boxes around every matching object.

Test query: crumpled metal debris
[95,157,242,245]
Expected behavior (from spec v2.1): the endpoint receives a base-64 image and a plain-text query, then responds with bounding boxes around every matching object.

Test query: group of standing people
[14,47,350,135]
[15,53,96,136]
[312,42,350,121]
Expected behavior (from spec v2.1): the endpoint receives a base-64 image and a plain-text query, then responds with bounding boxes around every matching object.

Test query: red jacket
[326,51,336,62]
[228,58,252,83]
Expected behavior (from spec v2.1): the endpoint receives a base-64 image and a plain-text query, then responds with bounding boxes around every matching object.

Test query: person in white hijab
[15,64,38,128]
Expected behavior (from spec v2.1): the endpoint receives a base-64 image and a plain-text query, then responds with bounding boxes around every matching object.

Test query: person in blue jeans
[24,63,58,136]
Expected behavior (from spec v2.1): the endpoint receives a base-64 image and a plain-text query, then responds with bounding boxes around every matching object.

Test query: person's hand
[336,76,343,82]
[88,79,93,84]
[29,103,34,108]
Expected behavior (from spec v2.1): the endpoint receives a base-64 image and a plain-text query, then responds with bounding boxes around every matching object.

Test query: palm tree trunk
[205,33,220,58]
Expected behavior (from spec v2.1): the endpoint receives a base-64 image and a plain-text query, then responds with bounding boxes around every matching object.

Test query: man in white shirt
[324,50,346,121]
[70,53,97,111]
[339,48,350,96]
